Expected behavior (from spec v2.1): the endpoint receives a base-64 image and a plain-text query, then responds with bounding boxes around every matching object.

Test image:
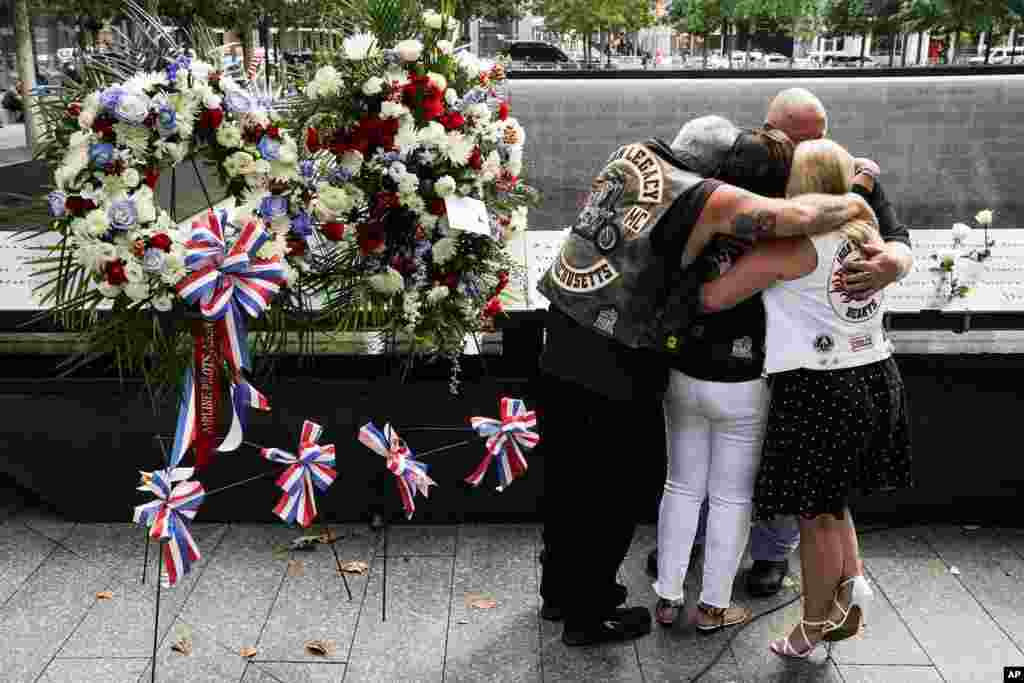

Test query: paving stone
[39,658,149,683]
[59,525,227,658]
[0,548,110,682]
[241,661,344,683]
[255,525,375,662]
[0,521,57,606]
[540,614,644,683]
[58,523,151,580]
[16,503,78,543]
[344,556,453,683]
[382,524,456,556]
[444,525,540,683]
[0,482,30,520]
[859,528,1023,683]
[836,664,945,682]
[177,525,296,653]
[916,525,1024,651]
[137,617,248,683]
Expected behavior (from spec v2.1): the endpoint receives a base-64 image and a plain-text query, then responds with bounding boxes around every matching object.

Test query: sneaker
[562,607,652,646]
[541,583,628,621]
[695,602,752,633]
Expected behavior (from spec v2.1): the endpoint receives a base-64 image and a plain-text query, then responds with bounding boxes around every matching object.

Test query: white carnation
[395,39,424,62]
[398,173,420,193]
[344,32,378,60]
[380,101,409,119]
[317,183,355,213]
[135,187,157,224]
[432,236,458,264]
[216,124,243,149]
[394,123,419,153]
[509,206,529,232]
[444,88,459,106]
[224,151,256,177]
[417,121,448,148]
[445,132,474,166]
[434,175,456,198]
[975,209,993,226]
[456,53,481,78]
[368,267,405,295]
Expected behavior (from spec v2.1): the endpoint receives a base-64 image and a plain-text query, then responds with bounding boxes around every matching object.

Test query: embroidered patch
[814,334,835,353]
[828,237,884,324]
[622,205,652,237]
[551,252,620,292]
[606,144,665,204]
[850,334,874,352]
[731,336,753,360]
[594,307,619,335]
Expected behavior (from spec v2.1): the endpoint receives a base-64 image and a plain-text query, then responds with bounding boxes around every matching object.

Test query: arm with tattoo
[730,193,875,241]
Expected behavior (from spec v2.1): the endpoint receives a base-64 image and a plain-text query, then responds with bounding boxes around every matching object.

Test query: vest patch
[551,252,621,292]
[594,307,619,335]
[732,336,753,360]
[828,238,884,324]
[814,334,835,353]
[607,144,665,204]
[622,206,652,236]
[850,333,874,352]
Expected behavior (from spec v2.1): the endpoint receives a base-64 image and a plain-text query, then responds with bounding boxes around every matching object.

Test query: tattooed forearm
[732,210,777,241]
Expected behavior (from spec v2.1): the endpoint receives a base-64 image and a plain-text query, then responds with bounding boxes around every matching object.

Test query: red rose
[286,237,307,258]
[148,233,172,252]
[440,111,465,131]
[420,94,444,121]
[92,116,114,139]
[67,102,82,118]
[495,270,510,294]
[200,108,224,130]
[243,123,265,144]
[65,197,97,216]
[267,126,281,139]
[357,221,387,255]
[144,168,160,189]
[321,222,347,241]
[468,147,483,170]
[306,127,320,152]
[443,272,459,289]
[428,199,447,216]
[483,297,503,317]
[372,192,399,217]
[498,101,510,121]
[105,260,128,286]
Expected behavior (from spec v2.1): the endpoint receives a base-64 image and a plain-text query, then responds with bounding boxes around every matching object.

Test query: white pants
[653,370,770,608]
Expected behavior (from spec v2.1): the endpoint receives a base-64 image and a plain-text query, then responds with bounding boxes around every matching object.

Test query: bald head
[766,88,828,144]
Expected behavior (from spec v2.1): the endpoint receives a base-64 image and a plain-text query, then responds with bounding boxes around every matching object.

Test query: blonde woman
[700,139,913,657]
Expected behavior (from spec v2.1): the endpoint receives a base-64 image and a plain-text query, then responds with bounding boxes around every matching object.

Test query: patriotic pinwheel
[176,209,283,453]
[358,422,436,520]
[132,466,205,586]
[261,420,338,528]
[465,397,539,491]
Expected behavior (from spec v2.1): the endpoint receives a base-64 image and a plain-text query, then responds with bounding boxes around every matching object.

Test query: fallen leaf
[95,591,114,600]
[287,559,305,577]
[339,560,369,575]
[240,647,258,658]
[950,565,961,575]
[465,593,498,609]
[318,529,339,544]
[170,638,192,656]
[305,639,335,657]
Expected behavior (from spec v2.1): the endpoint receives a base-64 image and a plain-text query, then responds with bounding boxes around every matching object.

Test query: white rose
[975,209,993,226]
[135,188,157,224]
[121,168,141,189]
[426,285,449,304]
[437,40,454,55]
[216,124,243,149]
[380,101,409,119]
[396,39,424,62]
[427,72,447,92]
[422,10,444,29]
[432,236,458,264]
[362,76,385,96]
[434,175,456,198]
[115,93,151,124]
[343,33,378,60]
[368,267,405,295]
[951,222,971,243]
[86,209,110,236]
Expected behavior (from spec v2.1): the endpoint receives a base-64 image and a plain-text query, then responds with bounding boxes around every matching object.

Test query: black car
[503,41,569,64]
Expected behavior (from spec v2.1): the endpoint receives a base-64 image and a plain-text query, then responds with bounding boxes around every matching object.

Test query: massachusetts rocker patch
[551,252,621,292]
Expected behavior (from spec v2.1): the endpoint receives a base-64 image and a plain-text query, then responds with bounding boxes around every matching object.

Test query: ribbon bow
[174,209,283,458]
[358,422,436,520]
[465,397,539,491]
[132,466,205,586]
[261,420,337,528]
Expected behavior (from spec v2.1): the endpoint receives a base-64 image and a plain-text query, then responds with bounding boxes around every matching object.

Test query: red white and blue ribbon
[175,209,283,457]
[358,422,436,520]
[261,420,337,528]
[465,397,539,491]
[132,467,205,586]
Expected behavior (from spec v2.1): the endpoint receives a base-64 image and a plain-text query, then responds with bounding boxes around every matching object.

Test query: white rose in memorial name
[951,222,971,243]
[432,236,458,264]
[362,76,385,96]
[434,175,456,197]
[396,39,424,62]
[368,267,405,295]
[975,209,993,226]
[423,10,444,29]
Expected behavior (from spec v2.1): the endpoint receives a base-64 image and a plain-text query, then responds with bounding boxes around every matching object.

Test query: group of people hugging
[535,88,915,656]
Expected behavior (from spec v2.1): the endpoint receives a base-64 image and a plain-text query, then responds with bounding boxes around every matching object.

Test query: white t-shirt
[762,231,893,375]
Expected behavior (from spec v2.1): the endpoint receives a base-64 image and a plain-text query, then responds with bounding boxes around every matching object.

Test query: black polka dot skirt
[753,357,913,521]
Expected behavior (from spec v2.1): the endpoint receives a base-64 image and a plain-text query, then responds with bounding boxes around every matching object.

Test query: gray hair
[670,115,740,177]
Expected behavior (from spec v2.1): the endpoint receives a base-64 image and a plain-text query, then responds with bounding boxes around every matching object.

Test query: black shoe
[746,559,789,597]
[646,543,703,580]
[562,606,652,646]
[541,583,628,621]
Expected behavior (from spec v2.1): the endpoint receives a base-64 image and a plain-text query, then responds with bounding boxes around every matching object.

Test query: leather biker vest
[537,139,705,349]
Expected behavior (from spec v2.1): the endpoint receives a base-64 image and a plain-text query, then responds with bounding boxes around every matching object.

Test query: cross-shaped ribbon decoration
[358,422,436,520]
[132,466,205,586]
[465,397,539,491]
[261,420,337,528]
[174,209,283,466]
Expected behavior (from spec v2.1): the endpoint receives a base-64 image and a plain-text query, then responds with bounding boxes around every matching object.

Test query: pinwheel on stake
[358,422,436,520]
[465,397,539,492]
[261,420,338,528]
[132,466,205,586]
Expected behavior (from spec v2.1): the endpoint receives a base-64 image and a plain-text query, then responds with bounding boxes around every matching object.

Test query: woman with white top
[700,139,913,657]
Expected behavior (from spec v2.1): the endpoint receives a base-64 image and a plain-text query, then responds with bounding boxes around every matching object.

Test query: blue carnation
[89,143,115,168]
[259,194,289,219]
[107,198,138,231]
[47,191,67,218]
[291,211,313,238]
[256,135,281,161]
[99,86,126,112]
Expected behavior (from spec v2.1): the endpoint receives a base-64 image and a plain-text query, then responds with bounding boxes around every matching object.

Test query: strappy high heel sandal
[822,575,874,642]
[770,619,835,659]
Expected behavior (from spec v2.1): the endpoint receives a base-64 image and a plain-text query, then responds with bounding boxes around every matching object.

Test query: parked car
[968,48,1022,65]
[762,52,790,67]
[830,54,878,67]
[501,41,570,65]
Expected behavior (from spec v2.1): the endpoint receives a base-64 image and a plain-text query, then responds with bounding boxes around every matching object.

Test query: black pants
[537,372,665,625]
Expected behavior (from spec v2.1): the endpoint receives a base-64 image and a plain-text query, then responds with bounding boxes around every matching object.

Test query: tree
[896,0,999,63]
[823,0,872,63]
[667,0,723,66]
[533,0,653,63]
[758,0,824,65]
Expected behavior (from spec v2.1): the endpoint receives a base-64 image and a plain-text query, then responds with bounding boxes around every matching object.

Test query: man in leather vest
[537,115,877,647]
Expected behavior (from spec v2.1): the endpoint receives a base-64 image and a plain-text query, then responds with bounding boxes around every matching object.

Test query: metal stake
[150,543,164,683]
